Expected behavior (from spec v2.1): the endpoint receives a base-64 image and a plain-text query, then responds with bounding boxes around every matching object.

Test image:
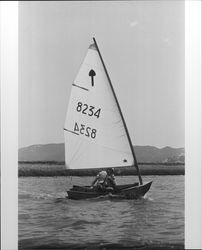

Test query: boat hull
[67,181,152,200]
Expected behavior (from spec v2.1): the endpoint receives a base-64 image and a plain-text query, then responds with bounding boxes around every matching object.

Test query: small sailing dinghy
[64,38,152,200]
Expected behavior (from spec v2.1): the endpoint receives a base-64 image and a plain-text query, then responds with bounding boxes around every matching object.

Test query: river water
[19,175,184,249]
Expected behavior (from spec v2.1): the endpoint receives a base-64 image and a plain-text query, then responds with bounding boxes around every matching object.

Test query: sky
[19,1,185,149]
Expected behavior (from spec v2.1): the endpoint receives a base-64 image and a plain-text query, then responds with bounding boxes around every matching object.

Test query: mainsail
[64,39,139,174]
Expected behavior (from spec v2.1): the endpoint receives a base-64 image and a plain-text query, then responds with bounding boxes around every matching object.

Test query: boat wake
[19,190,67,201]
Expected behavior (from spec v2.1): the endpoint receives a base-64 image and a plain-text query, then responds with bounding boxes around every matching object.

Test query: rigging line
[72,83,89,91]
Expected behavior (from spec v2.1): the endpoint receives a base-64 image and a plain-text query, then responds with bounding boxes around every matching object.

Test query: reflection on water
[19,175,184,249]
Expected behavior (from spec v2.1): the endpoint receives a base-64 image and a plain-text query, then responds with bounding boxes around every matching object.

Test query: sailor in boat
[105,168,117,191]
[91,168,117,192]
[91,170,107,191]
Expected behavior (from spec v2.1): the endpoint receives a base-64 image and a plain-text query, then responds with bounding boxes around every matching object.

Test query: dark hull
[67,181,152,200]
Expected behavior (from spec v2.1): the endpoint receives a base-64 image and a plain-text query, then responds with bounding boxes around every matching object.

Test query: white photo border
[1,2,18,250]
[1,1,202,249]
[185,1,202,249]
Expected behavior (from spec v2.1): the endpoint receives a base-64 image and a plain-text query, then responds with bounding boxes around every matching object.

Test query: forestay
[64,41,134,169]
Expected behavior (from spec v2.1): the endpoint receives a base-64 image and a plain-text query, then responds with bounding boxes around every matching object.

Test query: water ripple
[19,175,184,249]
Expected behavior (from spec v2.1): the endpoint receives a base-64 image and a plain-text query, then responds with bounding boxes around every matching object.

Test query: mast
[93,37,143,185]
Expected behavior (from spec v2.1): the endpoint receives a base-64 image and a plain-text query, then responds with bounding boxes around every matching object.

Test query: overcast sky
[19,1,185,149]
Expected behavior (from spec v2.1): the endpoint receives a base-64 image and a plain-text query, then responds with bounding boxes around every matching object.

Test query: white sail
[64,41,134,169]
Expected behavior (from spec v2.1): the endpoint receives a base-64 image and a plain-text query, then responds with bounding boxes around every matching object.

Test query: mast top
[88,37,97,50]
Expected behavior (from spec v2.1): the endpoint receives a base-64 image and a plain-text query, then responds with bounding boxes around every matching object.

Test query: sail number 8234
[76,102,101,118]
[74,122,97,139]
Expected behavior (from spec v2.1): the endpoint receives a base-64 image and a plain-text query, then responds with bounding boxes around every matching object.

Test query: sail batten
[64,39,136,171]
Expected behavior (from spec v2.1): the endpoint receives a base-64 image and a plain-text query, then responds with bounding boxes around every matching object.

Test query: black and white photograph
[1,1,202,250]
[18,1,185,249]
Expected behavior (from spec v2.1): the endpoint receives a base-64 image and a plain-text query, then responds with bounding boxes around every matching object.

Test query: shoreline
[18,161,184,166]
[18,163,185,177]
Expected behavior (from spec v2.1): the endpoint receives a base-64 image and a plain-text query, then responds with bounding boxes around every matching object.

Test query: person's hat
[107,168,114,174]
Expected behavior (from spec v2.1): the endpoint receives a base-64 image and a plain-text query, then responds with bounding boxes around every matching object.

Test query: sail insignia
[89,69,96,86]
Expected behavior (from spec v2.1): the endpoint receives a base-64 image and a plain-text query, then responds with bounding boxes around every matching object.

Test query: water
[19,175,184,249]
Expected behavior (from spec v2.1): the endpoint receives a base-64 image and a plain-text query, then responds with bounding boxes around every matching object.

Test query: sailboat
[64,38,152,200]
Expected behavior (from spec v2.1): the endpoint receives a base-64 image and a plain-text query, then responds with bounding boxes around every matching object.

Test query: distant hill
[18,143,184,164]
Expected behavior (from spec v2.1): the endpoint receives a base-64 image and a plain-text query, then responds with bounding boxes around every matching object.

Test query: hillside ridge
[19,143,185,163]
